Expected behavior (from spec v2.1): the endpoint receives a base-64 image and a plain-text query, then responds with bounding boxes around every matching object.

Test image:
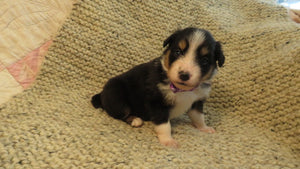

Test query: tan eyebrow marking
[178,39,187,51]
[201,46,209,55]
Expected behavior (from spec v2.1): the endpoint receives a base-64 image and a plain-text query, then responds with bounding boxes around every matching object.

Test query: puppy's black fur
[92,58,172,124]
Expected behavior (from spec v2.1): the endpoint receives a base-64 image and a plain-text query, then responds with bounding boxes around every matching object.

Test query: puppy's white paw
[198,126,215,134]
[159,138,179,148]
[130,117,143,127]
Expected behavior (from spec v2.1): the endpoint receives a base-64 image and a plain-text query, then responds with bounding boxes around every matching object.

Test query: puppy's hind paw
[130,117,143,127]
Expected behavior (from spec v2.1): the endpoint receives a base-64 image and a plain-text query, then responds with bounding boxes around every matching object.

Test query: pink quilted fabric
[0,0,74,105]
[0,41,52,105]
[6,41,52,89]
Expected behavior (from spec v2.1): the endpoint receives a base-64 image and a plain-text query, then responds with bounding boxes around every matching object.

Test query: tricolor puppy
[91,27,225,148]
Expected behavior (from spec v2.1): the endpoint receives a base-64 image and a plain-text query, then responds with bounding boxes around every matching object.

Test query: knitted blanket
[1,0,299,168]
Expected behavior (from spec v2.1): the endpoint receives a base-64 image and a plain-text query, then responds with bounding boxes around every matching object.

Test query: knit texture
[1,0,299,168]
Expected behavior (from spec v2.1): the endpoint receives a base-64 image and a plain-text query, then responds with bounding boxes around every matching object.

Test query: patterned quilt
[0,0,75,105]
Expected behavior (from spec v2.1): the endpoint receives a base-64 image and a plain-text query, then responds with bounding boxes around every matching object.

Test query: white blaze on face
[168,30,206,90]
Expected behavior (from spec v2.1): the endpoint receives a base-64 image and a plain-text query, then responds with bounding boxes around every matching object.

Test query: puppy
[92,27,225,148]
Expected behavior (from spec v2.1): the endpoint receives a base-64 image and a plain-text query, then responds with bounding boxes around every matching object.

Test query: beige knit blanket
[1,0,299,168]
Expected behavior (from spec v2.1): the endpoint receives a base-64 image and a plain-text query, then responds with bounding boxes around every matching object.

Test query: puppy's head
[161,28,225,90]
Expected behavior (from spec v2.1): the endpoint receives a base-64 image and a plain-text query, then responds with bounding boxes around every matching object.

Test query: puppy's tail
[91,93,103,109]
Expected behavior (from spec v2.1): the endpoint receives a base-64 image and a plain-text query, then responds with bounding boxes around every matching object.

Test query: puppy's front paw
[159,138,179,148]
[155,121,179,148]
[198,126,215,133]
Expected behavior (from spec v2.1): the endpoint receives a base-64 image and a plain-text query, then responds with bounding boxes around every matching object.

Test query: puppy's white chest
[159,84,211,119]
[169,92,198,119]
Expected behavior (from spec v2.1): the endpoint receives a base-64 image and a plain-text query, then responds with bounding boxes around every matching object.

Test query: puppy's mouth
[177,82,187,86]
[173,81,198,90]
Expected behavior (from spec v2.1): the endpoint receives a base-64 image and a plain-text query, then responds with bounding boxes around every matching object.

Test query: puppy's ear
[163,30,180,47]
[215,42,225,67]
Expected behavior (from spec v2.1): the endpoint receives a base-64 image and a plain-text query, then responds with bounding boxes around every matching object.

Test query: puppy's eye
[174,49,183,56]
[200,57,209,65]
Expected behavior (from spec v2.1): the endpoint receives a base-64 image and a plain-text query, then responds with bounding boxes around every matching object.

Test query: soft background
[0,0,75,105]
[0,0,299,168]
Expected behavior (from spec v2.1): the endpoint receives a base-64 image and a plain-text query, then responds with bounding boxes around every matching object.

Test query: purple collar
[170,83,197,93]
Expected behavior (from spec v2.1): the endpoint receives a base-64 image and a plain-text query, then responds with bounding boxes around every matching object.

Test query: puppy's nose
[179,71,190,81]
